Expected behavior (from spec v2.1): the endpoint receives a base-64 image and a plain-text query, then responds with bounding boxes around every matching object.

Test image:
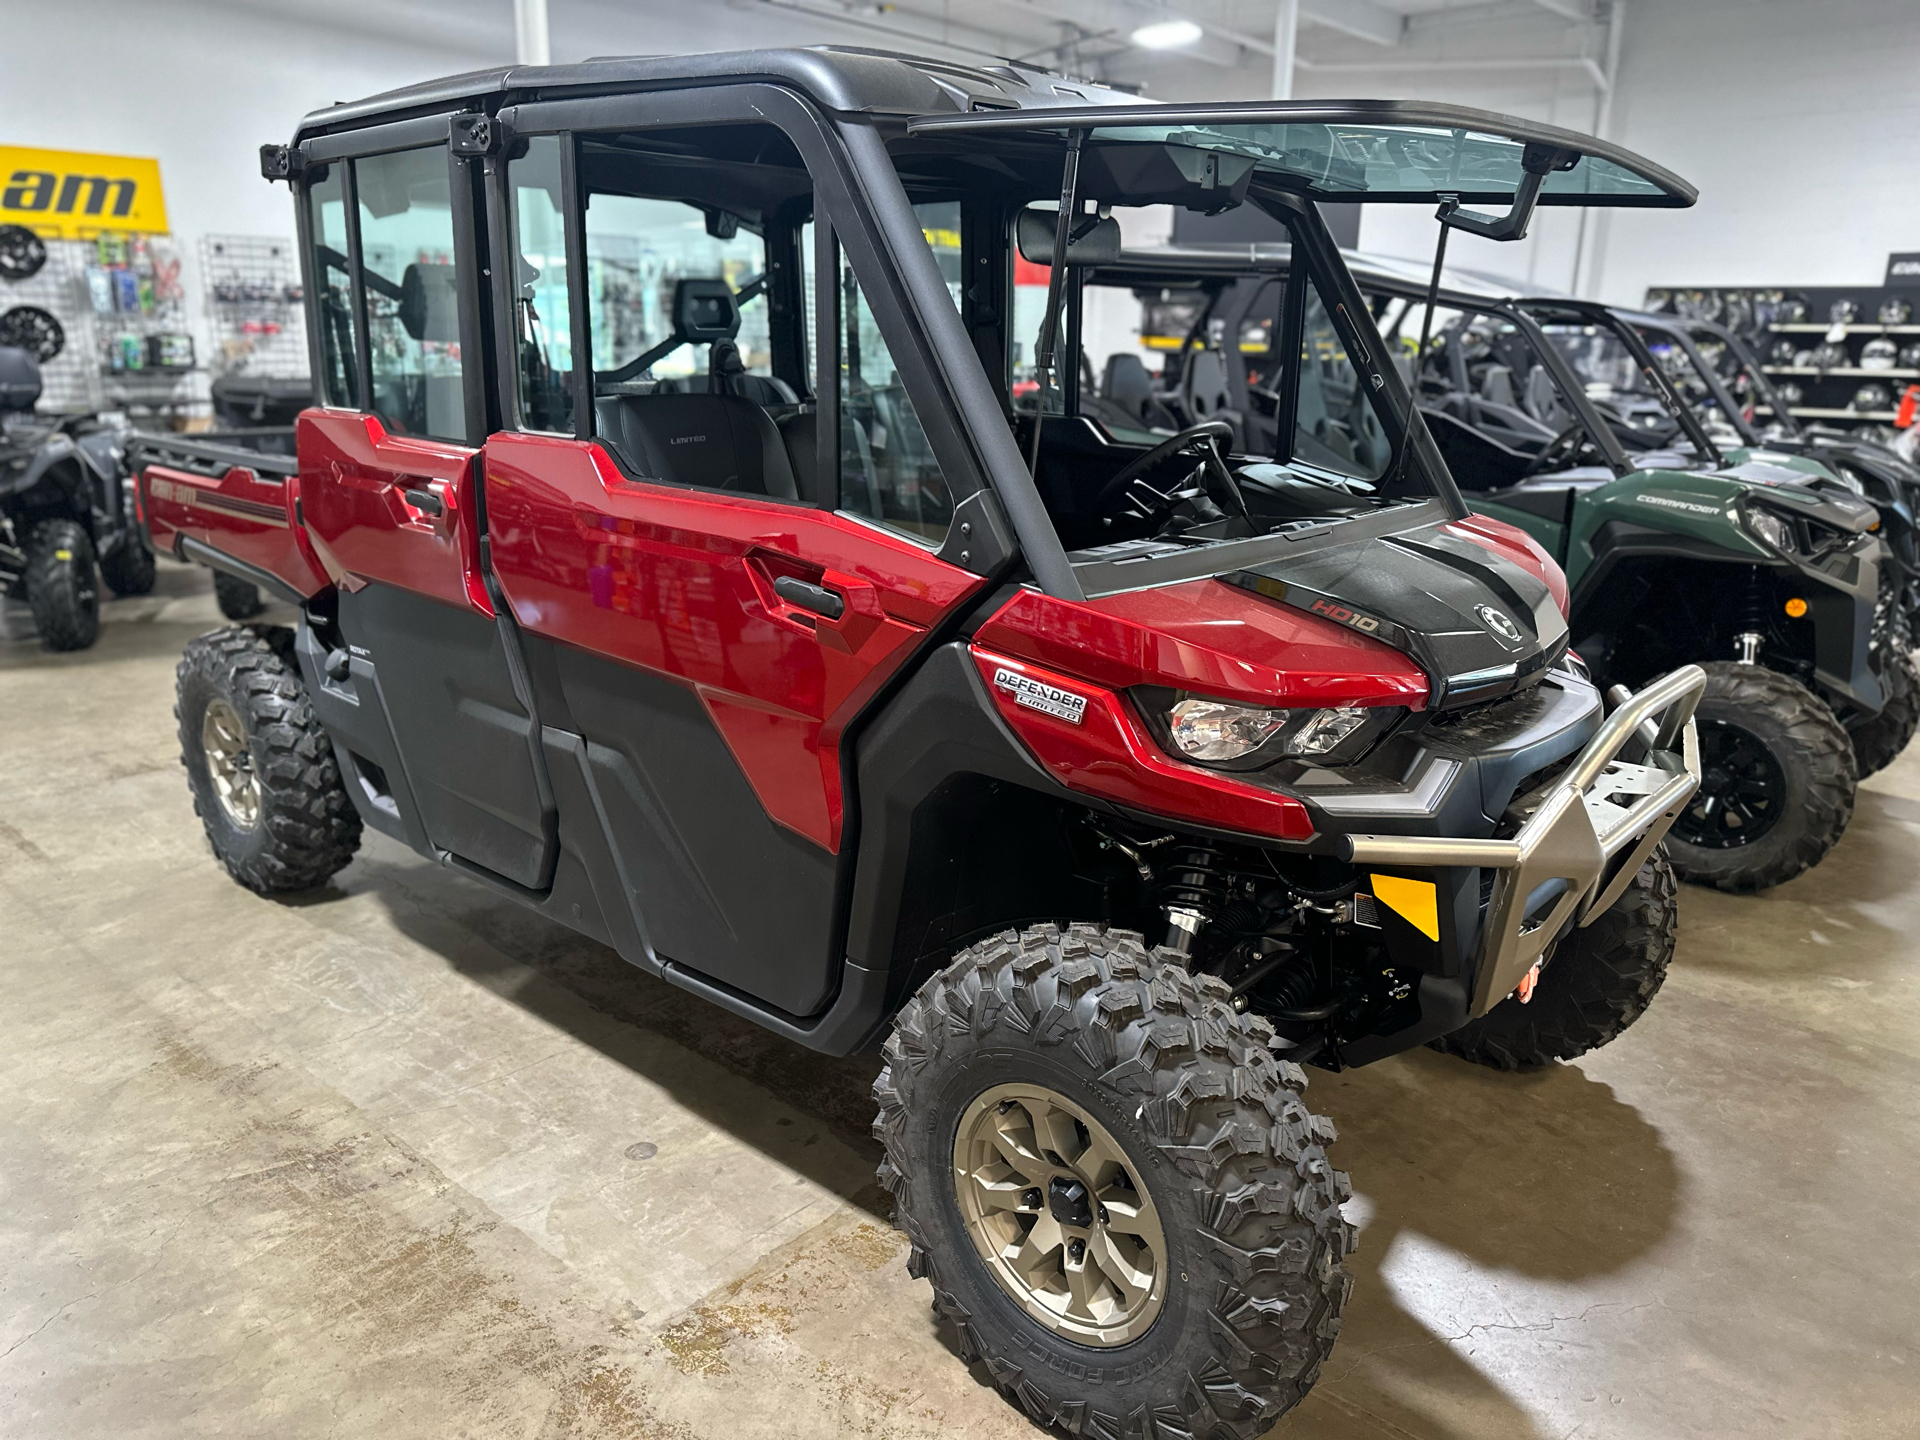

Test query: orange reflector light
[1785,597,1809,618]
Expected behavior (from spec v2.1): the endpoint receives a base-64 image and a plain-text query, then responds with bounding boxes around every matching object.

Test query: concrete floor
[1,560,1916,1439]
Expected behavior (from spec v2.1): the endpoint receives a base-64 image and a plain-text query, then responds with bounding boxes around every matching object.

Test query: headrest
[1016,209,1122,267]
[399,262,460,343]
[673,278,740,344]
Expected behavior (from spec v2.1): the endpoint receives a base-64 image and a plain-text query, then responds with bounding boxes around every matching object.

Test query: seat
[1177,349,1244,444]
[1478,363,1517,409]
[595,392,799,499]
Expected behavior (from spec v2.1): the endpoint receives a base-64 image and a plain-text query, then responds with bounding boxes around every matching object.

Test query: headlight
[1745,508,1795,553]
[1156,693,1396,766]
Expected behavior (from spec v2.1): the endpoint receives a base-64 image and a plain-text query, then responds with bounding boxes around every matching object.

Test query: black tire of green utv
[873,923,1354,1440]
[176,626,361,894]
[98,539,157,597]
[1430,845,1678,1073]
[24,518,100,651]
[1850,649,1919,778]
[1663,662,1856,893]
[212,570,267,621]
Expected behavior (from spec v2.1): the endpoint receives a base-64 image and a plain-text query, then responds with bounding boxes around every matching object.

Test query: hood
[1222,514,1569,709]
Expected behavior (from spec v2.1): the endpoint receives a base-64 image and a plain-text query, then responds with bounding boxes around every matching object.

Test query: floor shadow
[356,846,889,1212]
[1267,1048,1681,1439]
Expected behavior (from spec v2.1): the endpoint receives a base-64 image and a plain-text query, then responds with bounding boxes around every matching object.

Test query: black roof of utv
[290,47,1694,210]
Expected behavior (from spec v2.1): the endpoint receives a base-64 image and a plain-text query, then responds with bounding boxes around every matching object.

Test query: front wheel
[176,626,361,893]
[1850,649,1919,777]
[24,518,99,651]
[873,923,1353,1439]
[1663,661,1855,892]
[1431,846,1678,1072]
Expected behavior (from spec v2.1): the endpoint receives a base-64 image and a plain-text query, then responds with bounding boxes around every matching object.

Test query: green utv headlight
[1744,507,1795,554]
[1148,691,1399,768]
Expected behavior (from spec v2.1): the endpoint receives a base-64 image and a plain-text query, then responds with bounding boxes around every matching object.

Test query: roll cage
[272,50,1691,607]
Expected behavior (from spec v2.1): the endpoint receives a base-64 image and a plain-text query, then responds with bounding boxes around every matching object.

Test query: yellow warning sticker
[1370,874,1439,941]
[53,549,73,561]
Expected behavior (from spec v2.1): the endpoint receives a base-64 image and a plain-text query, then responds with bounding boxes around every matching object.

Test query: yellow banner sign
[0,145,169,238]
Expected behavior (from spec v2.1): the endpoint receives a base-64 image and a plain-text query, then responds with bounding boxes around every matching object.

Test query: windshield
[908,102,1695,208]
[1531,321,1686,446]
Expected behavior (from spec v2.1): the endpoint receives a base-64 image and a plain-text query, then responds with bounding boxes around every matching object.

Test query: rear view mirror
[1016,210,1122,267]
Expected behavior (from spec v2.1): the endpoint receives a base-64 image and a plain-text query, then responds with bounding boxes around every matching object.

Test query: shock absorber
[1158,844,1231,955]
[1734,566,1767,664]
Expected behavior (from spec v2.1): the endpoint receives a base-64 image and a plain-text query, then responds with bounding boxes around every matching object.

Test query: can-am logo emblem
[993,667,1088,725]
[1475,604,1525,648]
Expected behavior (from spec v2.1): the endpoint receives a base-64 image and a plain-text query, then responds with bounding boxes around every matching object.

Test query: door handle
[402,486,444,516]
[772,574,845,620]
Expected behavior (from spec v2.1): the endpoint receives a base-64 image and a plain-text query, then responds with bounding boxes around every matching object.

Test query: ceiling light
[1130,18,1204,49]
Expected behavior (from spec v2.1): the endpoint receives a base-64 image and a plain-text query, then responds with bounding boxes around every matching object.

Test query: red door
[482,434,983,1012]
[300,411,555,889]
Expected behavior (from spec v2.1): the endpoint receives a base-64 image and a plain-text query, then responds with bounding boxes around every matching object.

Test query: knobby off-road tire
[1850,649,1919,778]
[24,518,99,651]
[873,923,1354,1440]
[212,570,267,620]
[99,539,157,597]
[176,626,360,893]
[1665,661,1855,892]
[1431,845,1678,1073]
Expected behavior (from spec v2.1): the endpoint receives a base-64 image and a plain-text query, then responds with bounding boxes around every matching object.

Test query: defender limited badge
[1475,604,1525,649]
[993,668,1088,725]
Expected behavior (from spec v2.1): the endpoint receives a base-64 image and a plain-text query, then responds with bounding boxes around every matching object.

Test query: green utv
[1072,248,1893,890]
[1387,285,1896,891]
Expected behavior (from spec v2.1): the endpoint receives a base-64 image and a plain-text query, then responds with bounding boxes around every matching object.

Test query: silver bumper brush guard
[1346,665,1706,1017]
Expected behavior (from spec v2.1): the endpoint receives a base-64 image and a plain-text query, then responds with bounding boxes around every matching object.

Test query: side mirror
[1016,209,1122,267]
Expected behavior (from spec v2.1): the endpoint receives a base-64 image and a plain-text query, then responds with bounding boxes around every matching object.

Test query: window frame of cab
[488,85,993,519]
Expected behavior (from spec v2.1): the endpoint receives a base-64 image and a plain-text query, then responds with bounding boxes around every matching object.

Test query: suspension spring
[1157,844,1234,956]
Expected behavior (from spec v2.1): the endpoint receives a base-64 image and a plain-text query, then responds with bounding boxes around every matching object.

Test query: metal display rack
[1645,284,1920,437]
[199,234,307,379]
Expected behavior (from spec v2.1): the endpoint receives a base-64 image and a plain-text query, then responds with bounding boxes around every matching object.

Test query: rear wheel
[1850,649,1919,777]
[874,923,1353,1439]
[99,539,156,597]
[1432,846,1677,1072]
[1664,662,1854,892]
[24,518,99,651]
[176,626,360,893]
[212,571,266,620]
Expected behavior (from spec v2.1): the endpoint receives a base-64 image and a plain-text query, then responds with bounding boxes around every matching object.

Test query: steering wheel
[1091,420,1247,520]
[1523,421,1598,478]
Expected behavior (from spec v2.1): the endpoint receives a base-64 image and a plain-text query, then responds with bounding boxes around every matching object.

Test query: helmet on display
[0,305,63,362]
[1644,289,1673,313]
[1776,381,1805,406]
[1830,298,1860,325]
[1722,292,1753,333]
[1793,348,1817,369]
[1777,295,1809,323]
[1861,337,1899,369]
[1900,342,1920,369]
[1852,381,1892,413]
[1770,339,1799,366]
[1810,342,1848,370]
[1879,297,1913,326]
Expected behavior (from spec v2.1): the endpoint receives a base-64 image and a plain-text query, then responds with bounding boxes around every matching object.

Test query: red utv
[138,52,1705,1436]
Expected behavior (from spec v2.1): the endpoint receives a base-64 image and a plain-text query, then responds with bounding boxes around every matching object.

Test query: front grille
[1423,680,1551,749]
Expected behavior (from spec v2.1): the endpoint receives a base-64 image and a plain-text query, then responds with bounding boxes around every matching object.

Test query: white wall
[1296,0,1920,306]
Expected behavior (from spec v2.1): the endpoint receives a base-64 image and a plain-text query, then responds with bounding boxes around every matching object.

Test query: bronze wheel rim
[201,697,260,831]
[952,1082,1168,1347]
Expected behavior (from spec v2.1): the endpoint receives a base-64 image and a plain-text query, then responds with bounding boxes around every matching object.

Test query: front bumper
[1343,665,1705,1017]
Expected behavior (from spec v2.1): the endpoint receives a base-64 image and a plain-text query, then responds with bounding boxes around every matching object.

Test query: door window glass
[838,211,954,542]
[1295,275,1392,480]
[307,165,357,408]
[354,145,467,443]
[509,136,574,433]
[584,195,772,385]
